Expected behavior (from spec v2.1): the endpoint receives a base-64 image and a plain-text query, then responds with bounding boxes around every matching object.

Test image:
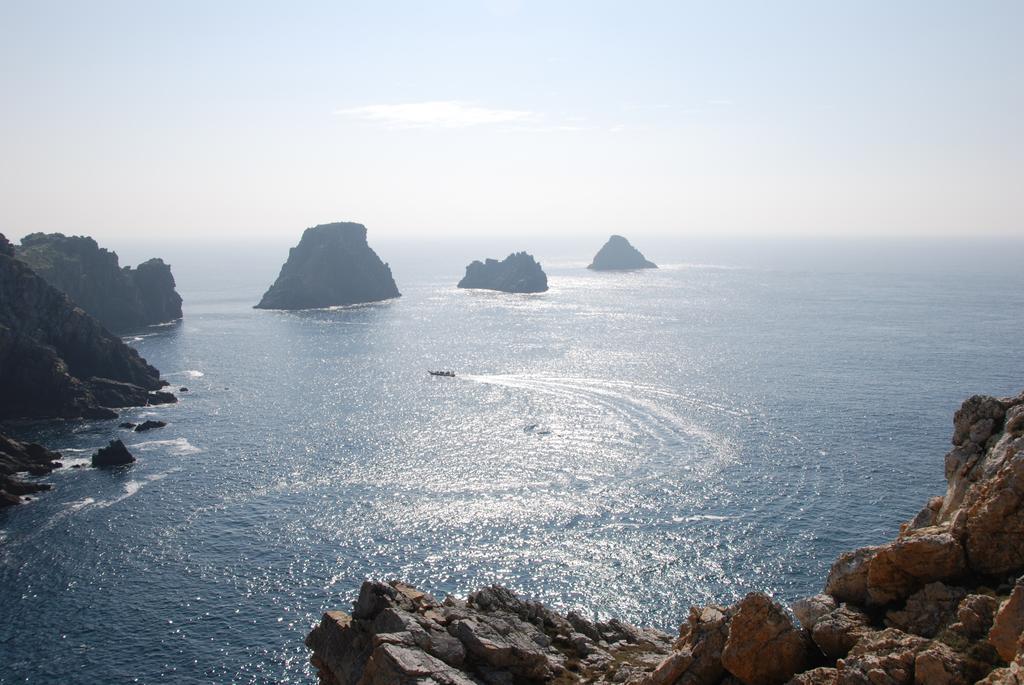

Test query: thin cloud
[336,101,537,129]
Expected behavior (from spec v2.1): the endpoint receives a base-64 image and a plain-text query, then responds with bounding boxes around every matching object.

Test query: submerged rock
[0,433,61,507]
[91,439,135,468]
[134,420,167,432]
[15,232,182,331]
[255,222,400,310]
[588,235,657,270]
[457,252,548,293]
[0,233,169,421]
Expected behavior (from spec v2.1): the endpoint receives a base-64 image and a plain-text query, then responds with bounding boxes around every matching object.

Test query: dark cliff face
[588,235,657,270]
[0,233,170,420]
[255,222,401,310]
[0,433,61,507]
[457,252,549,293]
[130,258,183,325]
[16,233,183,332]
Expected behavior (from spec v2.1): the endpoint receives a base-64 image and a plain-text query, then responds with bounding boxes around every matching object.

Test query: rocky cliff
[457,252,549,293]
[0,433,62,507]
[307,389,1024,685]
[588,235,657,270]
[0,233,174,421]
[256,222,400,310]
[16,232,183,332]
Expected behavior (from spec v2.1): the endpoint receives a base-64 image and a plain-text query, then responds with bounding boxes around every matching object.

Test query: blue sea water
[1,237,1022,684]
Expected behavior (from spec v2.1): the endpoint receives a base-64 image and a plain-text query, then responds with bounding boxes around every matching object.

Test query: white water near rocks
[1,240,1022,683]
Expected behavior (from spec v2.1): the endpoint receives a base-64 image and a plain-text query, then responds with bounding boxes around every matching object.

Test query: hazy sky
[1,1,1021,243]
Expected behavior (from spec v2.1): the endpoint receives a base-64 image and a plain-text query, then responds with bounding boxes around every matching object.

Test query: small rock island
[457,252,548,293]
[255,222,400,310]
[16,232,183,331]
[587,235,657,270]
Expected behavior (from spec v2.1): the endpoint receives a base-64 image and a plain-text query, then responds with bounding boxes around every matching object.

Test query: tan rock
[646,604,729,685]
[912,641,971,685]
[646,650,695,685]
[904,496,945,533]
[835,628,928,685]
[449,615,556,680]
[952,395,1006,447]
[864,530,966,605]
[991,583,1024,662]
[721,593,808,685]
[826,547,881,606]
[977,662,1024,685]
[962,434,1024,575]
[884,582,966,638]
[811,604,872,660]
[785,668,837,685]
[792,594,837,631]
[947,593,1000,640]
[924,393,1024,577]
[361,643,478,685]
[306,611,359,685]
[1006,405,1024,436]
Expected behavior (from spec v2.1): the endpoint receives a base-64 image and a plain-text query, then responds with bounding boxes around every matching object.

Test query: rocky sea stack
[588,235,657,270]
[308,389,1024,685]
[0,232,174,421]
[256,222,400,310]
[457,252,548,293]
[16,232,183,332]
[91,439,135,467]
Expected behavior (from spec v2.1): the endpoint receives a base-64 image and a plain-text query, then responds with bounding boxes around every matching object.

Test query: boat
[428,370,455,377]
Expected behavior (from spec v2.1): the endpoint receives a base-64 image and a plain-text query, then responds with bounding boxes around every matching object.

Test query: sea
[1,235,1022,683]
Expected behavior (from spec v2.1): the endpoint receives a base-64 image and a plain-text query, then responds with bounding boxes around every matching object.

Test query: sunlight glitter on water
[2,258,1023,683]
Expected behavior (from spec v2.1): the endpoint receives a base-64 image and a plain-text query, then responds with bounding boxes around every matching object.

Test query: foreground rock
[15,232,182,331]
[588,235,657,270]
[256,222,400,310]
[307,581,672,685]
[91,439,135,467]
[0,433,62,507]
[0,233,174,421]
[457,252,548,293]
[309,389,1024,685]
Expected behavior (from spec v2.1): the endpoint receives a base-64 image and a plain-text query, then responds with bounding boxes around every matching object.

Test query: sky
[1,1,1022,244]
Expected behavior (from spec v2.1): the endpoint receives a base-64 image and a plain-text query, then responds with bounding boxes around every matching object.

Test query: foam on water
[132,438,202,455]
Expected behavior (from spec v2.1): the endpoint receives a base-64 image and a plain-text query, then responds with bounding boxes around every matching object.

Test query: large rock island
[256,222,400,310]
[588,235,657,270]
[307,388,1024,685]
[0,233,174,421]
[16,232,183,332]
[457,252,548,293]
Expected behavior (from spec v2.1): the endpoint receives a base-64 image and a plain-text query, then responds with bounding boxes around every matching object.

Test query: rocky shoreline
[0,232,177,506]
[0,434,63,507]
[307,389,1024,685]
